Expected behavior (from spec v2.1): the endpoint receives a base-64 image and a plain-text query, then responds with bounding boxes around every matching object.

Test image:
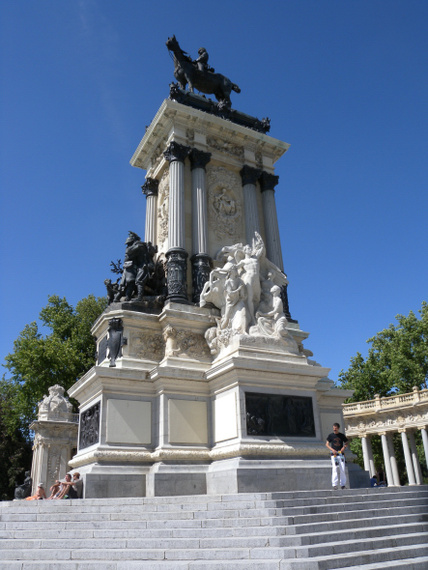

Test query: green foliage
[2,294,107,441]
[339,301,428,402]
[0,380,33,500]
[1,293,106,499]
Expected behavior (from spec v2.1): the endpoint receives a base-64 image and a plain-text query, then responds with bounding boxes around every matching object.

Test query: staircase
[1,486,428,569]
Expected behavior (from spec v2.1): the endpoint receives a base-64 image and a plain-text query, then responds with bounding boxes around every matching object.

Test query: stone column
[399,429,417,485]
[408,430,422,485]
[258,170,295,322]
[361,435,376,477]
[163,142,190,303]
[141,177,159,244]
[380,432,394,487]
[420,427,428,470]
[240,165,262,245]
[189,148,212,303]
[259,172,283,271]
[387,432,401,486]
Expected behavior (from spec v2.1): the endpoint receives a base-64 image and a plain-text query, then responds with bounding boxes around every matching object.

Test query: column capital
[189,148,211,171]
[240,165,262,186]
[259,171,279,192]
[141,177,159,197]
[163,141,191,164]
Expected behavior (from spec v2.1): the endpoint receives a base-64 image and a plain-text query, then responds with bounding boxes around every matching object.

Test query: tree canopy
[339,301,428,402]
[1,294,106,499]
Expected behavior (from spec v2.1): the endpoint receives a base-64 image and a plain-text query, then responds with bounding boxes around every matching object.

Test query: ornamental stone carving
[157,171,169,249]
[207,166,242,241]
[163,325,210,359]
[37,385,73,421]
[129,331,164,361]
[47,445,62,483]
[206,136,244,159]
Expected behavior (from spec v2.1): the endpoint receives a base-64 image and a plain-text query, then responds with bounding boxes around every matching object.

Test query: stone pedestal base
[70,456,367,498]
[68,302,360,498]
[206,457,333,494]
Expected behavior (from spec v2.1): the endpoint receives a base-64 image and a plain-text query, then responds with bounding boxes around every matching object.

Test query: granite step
[1,530,427,561]
[1,495,424,524]
[1,486,427,569]
[3,559,428,570]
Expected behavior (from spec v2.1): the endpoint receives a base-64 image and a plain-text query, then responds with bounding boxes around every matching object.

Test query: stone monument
[67,38,355,497]
[29,385,78,495]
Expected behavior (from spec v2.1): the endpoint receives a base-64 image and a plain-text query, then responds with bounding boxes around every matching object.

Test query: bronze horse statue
[166,36,241,108]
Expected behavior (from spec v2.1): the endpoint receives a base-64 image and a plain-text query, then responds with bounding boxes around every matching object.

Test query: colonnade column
[361,435,376,477]
[240,165,262,245]
[259,172,283,271]
[420,427,428,470]
[399,429,417,485]
[163,141,191,303]
[387,432,401,486]
[407,430,422,485]
[189,148,212,303]
[380,432,395,487]
[141,177,159,244]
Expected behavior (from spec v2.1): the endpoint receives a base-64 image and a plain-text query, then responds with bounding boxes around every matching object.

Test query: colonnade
[343,388,428,486]
[142,141,284,305]
[360,428,426,486]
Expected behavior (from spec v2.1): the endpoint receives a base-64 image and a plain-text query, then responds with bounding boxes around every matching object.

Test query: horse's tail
[232,84,241,94]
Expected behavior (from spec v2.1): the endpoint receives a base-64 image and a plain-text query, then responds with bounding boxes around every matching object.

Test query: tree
[339,302,428,481]
[1,294,107,499]
[339,301,428,402]
[0,380,33,500]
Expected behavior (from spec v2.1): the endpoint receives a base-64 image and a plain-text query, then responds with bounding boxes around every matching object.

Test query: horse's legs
[174,69,187,91]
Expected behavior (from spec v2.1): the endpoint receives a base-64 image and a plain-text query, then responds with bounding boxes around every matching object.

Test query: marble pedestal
[67,301,355,497]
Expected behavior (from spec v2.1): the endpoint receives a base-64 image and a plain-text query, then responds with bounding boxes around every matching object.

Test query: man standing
[326,422,348,489]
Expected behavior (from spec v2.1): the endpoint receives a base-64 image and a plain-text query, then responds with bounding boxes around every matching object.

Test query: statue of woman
[220,266,249,334]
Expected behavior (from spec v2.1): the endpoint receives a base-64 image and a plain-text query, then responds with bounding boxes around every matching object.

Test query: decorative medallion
[207,166,242,240]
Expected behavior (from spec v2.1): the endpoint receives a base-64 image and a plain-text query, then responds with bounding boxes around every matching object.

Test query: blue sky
[1,1,427,383]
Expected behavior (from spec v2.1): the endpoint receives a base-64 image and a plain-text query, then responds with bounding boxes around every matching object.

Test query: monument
[67,37,356,497]
[29,385,78,495]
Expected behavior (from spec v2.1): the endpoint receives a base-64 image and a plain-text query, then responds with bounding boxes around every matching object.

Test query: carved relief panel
[128,330,164,362]
[157,170,169,253]
[207,166,243,253]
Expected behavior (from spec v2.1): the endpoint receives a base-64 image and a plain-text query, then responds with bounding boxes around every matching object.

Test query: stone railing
[343,387,428,416]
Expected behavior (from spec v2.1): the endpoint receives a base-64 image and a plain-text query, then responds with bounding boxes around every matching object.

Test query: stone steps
[1,486,427,569]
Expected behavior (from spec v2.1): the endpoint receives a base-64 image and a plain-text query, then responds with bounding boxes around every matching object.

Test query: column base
[191,253,212,304]
[166,248,189,304]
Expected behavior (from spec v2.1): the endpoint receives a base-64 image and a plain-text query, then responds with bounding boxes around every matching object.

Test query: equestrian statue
[166,36,241,108]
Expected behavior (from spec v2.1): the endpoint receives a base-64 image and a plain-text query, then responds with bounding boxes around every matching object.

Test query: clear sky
[1,1,427,383]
